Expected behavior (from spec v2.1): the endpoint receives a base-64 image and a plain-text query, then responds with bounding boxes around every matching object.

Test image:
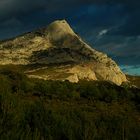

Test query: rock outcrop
[0,20,127,85]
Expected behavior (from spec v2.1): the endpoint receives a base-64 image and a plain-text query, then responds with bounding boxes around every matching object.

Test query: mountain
[0,20,127,85]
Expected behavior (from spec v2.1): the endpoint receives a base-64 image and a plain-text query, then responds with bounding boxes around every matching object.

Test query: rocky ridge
[0,20,127,85]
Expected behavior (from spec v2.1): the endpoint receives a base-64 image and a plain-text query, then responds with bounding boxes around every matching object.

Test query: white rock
[0,20,127,85]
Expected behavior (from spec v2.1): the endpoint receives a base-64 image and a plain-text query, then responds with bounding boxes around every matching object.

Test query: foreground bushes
[0,69,140,140]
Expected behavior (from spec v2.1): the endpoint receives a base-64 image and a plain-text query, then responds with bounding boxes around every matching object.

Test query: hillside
[0,68,140,140]
[127,75,140,88]
[0,20,127,85]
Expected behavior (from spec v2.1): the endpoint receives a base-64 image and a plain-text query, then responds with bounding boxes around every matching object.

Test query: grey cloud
[93,35,140,65]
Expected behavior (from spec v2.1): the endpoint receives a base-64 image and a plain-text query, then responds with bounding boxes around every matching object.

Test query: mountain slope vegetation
[0,67,139,140]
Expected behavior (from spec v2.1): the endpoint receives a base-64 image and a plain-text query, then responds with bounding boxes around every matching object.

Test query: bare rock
[0,20,127,85]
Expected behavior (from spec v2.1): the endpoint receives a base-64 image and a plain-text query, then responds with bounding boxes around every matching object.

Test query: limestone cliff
[0,20,127,85]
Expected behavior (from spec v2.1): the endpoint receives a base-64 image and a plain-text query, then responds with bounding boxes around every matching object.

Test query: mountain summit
[0,20,127,85]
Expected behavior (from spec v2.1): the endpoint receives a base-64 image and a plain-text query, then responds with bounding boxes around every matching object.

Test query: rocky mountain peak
[0,20,127,85]
[46,20,75,42]
[48,20,74,34]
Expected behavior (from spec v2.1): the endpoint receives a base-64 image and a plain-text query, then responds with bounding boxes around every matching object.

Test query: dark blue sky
[0,0,140,75]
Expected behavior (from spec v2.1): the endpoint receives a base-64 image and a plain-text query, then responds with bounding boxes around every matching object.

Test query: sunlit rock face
[0,20,127,85]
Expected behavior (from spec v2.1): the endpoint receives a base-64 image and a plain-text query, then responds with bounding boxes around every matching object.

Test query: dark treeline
[0,68,140,140]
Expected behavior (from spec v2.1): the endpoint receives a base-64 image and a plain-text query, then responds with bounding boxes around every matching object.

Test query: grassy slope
[0,66,140,139]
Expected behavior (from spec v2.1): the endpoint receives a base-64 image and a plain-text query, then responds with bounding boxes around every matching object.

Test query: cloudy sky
[0,0,140,75]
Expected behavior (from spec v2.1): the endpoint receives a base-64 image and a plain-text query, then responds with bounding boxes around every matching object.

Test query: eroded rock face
[66,65,97,83]
[0,20,127,85]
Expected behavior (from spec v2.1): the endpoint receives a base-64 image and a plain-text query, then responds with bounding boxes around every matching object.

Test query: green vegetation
[0,68,140,140]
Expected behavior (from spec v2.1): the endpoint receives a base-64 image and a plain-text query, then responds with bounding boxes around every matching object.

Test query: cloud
[98,29,109,37]
[0,0,140,70]
[93,35,140,66]
[0,0,48,21]
[0,0,139,20]
[0,0,139,39]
